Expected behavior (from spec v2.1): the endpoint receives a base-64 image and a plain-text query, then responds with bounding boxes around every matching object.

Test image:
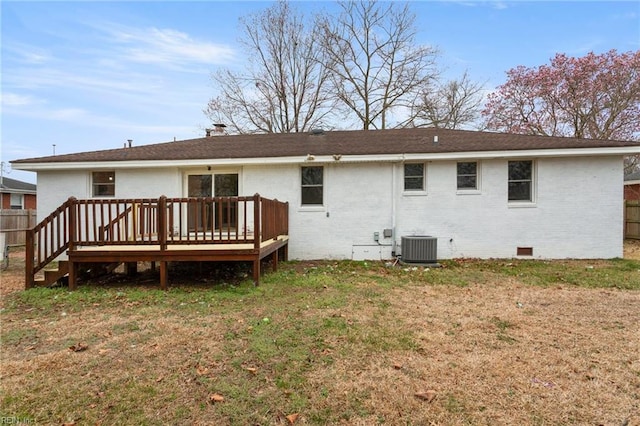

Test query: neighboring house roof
[0,176,37,194]
[11,128,640,170]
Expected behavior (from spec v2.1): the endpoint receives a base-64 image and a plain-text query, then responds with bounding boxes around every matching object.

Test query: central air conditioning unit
[401,236,437,264]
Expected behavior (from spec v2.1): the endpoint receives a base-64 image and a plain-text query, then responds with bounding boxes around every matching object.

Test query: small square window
[93,171,115,197]
[10,193,23,209]
[404,163,424,191]
[301,166,323,205]
[457,162,478,190]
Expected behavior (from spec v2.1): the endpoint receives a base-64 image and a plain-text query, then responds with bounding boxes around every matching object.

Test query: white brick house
[12,128,640,260]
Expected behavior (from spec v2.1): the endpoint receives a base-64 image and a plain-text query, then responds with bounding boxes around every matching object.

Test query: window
[92,171,115,197]
[457,162,478,190]
[10,194,23,209]
[508,161,533,201]
[301,166,323,205]
[404,163,424,191]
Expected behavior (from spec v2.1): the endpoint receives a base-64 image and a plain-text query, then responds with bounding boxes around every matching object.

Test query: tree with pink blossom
[482,50,640,171]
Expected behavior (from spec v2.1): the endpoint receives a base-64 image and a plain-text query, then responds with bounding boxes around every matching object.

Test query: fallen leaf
[209,393,224,403]
[196,366,209,376]
[25,346,36,351]
[286,413,299,424]
[393,363,403,370]
[156,376,164,383]
[69,343,88,352]
[98,349,109,355]
[414,390,437,403]
[245,367,257,374]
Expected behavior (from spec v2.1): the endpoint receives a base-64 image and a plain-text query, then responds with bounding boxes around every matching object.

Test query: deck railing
[25,194,289,288]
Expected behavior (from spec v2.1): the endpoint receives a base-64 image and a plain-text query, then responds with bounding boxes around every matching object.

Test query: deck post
[68,261,77,290]
[125,262,138,277]
[158,195,167,251]
[271,250,278,272]
[68,197,77,252]
[160,261,168,290]
[25,229,34,289]
[252,259,260,286]
[253,193,261,250]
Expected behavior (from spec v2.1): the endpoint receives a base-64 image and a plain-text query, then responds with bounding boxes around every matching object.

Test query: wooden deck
[26,194,289,289]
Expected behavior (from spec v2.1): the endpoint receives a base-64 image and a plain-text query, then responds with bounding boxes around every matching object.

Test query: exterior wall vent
[401,236,437,263]
[517,247,533,256]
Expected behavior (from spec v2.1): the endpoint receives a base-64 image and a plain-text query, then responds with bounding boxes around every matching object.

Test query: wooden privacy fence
[625,200,640,240]
[0,209,37,246]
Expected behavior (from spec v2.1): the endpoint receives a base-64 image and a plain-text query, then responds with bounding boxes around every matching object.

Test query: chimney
[207,124,226,137]
[127,139,133,148]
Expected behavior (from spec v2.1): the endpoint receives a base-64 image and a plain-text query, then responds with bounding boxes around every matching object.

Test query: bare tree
[205,1,334,134]
[408,71,485,129]
[321,1,439,130]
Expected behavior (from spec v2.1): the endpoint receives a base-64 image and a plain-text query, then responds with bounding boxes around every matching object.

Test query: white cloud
[3,43,52,65]
[1,93,38,107]
[100,24,236,69]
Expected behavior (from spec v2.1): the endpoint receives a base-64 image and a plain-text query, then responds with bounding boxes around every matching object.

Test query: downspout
[391,159,398,256]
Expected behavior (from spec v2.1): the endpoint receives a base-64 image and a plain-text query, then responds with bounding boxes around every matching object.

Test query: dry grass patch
[1,249,639,425]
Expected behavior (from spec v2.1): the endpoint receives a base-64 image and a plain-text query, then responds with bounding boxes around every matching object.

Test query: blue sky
[2,1,639,183]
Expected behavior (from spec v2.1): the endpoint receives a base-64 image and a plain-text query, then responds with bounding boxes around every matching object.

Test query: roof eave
[11,146,639,171]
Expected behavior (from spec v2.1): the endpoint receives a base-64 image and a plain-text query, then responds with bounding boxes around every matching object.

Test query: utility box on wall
[352,245,382,261]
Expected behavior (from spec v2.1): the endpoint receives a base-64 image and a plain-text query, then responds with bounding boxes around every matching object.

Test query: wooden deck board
[74,236,288,252]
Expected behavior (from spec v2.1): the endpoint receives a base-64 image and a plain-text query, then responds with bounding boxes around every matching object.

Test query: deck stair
[34,260,69,287]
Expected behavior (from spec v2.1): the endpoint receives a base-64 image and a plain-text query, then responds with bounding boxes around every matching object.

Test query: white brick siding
[36,155,624,260]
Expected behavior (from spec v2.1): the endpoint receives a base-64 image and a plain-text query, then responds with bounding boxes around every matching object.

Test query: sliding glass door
[187,173,238,232]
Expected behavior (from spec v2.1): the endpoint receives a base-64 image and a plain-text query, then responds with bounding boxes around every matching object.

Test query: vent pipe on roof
[205,128,212,138]
[127,139,133,148]
[311,128,324,135]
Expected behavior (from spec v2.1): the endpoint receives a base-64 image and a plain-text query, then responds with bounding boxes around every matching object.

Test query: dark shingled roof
[0,177,37,192]
[11,128,640,165]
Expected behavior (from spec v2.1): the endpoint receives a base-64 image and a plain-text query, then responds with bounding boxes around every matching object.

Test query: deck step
[35,261,70,287]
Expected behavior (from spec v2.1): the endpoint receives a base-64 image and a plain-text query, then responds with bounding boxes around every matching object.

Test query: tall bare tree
[408,71,485,129]
[321,1,439,130]
[205,1,334,134]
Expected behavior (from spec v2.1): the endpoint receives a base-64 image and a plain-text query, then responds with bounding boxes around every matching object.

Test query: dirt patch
[0,247,26,299]
[624,238,640,260]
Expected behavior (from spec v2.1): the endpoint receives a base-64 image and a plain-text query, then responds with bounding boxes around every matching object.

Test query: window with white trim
[92,171,115,197]
[404,163,425,191]
[10,194,23,209]
[301,166,323,205]
[508,160,533,202]
[457,162,478,190]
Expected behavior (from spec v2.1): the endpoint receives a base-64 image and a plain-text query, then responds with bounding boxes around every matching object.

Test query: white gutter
[11,146,640,172]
